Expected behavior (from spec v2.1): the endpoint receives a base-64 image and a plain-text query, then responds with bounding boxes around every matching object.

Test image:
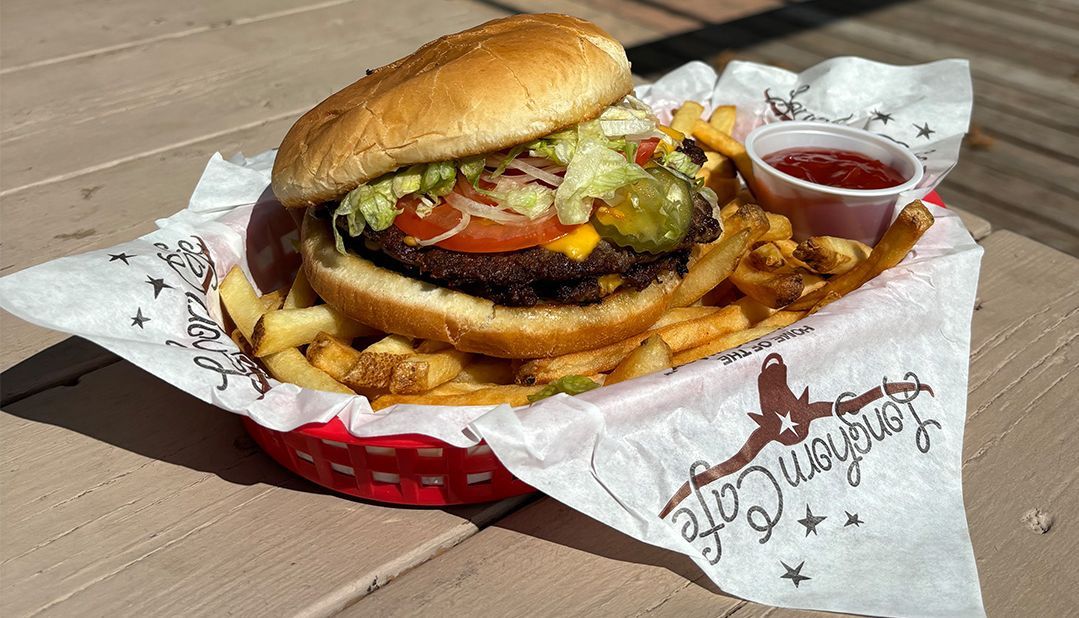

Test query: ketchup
[763,147,907,190]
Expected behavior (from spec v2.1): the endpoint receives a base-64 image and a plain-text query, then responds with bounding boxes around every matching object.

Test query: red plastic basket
[245,192,948,506]
[243,416,535,505]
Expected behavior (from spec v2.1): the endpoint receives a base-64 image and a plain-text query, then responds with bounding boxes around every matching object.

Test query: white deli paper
[0,59,983,616]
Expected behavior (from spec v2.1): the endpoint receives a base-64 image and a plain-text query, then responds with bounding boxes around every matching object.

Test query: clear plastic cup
[743,121,924,245]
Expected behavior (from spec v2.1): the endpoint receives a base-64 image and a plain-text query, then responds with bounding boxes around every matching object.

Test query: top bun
[272,13,633,208]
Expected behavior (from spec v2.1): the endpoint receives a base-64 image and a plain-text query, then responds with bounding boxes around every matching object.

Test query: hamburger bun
[272,13,633,208]
[300,214,679,359]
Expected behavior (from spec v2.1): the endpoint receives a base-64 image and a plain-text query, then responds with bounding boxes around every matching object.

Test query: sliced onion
[444,191,532,224]
[417,211,471,246]
[507,159,563,186]
[481,171,525,186]
[515,157,560,167]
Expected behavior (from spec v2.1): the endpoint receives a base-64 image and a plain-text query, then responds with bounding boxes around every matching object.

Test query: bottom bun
[300,214,680,359]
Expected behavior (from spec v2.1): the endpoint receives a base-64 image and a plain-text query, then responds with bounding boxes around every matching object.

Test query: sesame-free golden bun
[299,214,679,359]
[271,13,633,208]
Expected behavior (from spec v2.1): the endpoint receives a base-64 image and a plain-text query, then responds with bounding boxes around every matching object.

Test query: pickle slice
[592,165,693,254]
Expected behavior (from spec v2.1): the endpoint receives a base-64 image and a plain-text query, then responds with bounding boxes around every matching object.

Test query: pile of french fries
[220,101,934,409]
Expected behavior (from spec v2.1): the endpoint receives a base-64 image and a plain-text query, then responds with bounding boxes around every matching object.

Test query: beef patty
[346,186,720,306]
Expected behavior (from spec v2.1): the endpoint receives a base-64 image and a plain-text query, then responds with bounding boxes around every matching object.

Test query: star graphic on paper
[870,110,893,125]
[844,511,864,527]
[780,561,811,588]
[913,122,935,139]
[108,252,136,265]
[777,411,799,436]
[797,505,827,537]
[145,275,174,299]
[130,308,150,328]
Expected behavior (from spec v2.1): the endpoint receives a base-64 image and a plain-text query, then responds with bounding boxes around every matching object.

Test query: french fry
[305,332,362,381]
[772,239,811,270]
[452,358,516,385]
[389,349,472,394]
[761,212,794,242]
[606,334,673,386]
[283,268,318,309]
[252,304,379,356]
[801,272,827,296]
[672,310,802,366]
[807,290,842,315]
[517,298,774,384]
[372,384,548,411]
[699,151,736,180]
[220,266,270,339]
[670,100,705,135]
[748,243,788,272]
[692,119,755,186]
[651,306,721,329]
[366,334,415,354]
[218,266,352,394]
[731,254,804,308]
[674,203,769,307]
[708,105,737,134]
[697,152,740,209]
[343,335,415,389]
[261,290,286,312]
[700,278,742,306]
[262,349,356,395]
[788,201,934,311]
[793,236,872,275]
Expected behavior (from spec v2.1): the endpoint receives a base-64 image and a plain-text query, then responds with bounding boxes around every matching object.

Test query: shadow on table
[0,336,526,524]
[1,337,320,489]
[493,499,730,597]
[623,0,909,76]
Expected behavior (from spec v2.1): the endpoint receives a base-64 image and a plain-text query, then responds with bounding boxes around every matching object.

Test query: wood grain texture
[493,0,697,46]
[0,117,296,372]
[0,360,527,617]
[340,230,1079,617]
[962,231,1079,616]
[342,498,741,617]
[0,0,360,71]
[0,1,506,193]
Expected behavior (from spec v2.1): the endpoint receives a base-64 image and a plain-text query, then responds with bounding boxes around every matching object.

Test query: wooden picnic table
[1,1,1075,616]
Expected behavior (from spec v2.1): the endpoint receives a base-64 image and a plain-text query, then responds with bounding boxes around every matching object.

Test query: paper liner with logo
[0,59,982,616]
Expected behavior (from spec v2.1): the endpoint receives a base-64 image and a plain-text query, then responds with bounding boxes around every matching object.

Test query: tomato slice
[394,192,578,253]
[635,137,660,166]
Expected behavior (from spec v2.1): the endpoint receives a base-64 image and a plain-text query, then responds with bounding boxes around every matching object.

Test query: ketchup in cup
[762,147,908,190]
[744,122,924,245]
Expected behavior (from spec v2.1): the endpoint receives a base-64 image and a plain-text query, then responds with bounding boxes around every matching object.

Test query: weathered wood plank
[862,1,1079,75]
[342,230,1079,617]
[950,205,992,241]
[0,337,118,406]
[976,0,1079,28]
[342,498,742,616]
[783,5,1079,106]
[0,0,507,193]
[635,0,786,24]
[0,360,528,617]
[0,0,357,71]
[960,231,1079,617]
[494,0,696,46]
[749,13,1079,134]
[0,116,298,372]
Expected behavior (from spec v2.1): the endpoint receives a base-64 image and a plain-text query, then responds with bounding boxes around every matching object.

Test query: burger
[271,13,721,359]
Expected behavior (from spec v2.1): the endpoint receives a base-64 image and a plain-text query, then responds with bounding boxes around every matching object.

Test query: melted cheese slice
[542,223,600,262]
